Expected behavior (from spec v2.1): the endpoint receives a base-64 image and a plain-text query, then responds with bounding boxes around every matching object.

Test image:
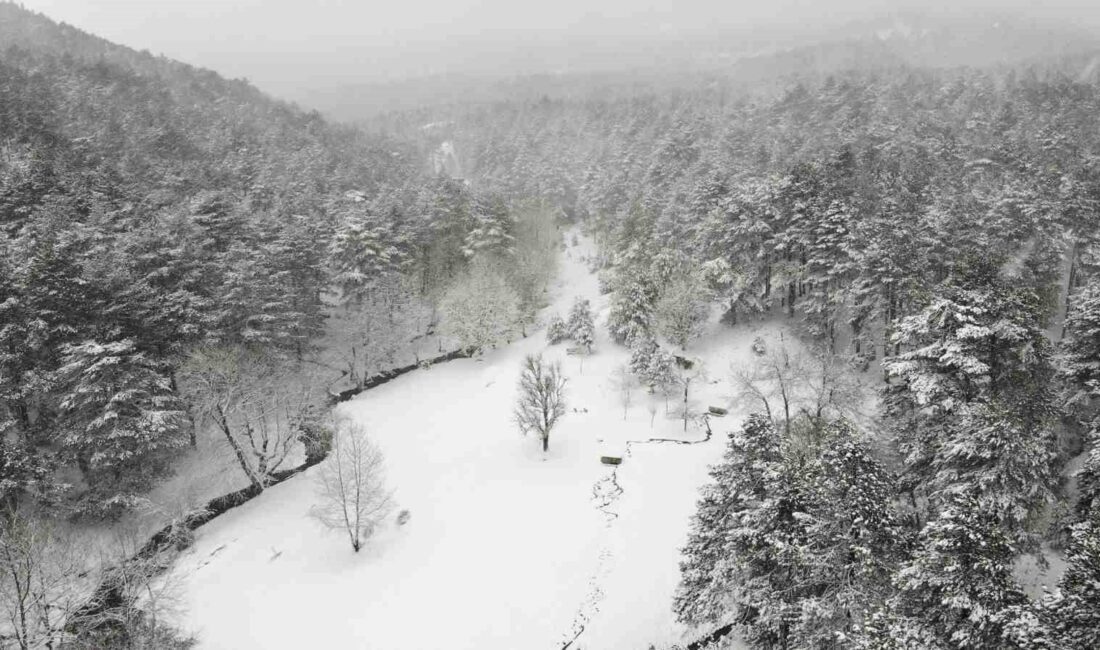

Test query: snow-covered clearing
[166,232,789,649]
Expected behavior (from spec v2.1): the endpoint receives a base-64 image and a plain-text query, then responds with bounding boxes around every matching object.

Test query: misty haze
[3,1,1100,648]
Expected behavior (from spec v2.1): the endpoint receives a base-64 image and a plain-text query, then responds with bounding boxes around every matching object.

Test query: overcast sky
[17,0,1100,97]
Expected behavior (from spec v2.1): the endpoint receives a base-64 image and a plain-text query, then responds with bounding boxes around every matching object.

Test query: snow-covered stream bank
[166,233,777,649]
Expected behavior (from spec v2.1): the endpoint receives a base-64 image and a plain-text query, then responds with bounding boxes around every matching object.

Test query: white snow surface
[167,232,778,649]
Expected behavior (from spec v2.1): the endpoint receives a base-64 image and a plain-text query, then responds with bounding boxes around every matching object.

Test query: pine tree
[802,197,854,348]
[189,191,241,257]
[117,220,210,358]
[56,339,188,507]
[546,314,568,344]
[886,495,1028,649]
[884,263,1059,534]
[17,232,101,444]
[0,253,36,441]
[677,416,905,647]
[675,414,784,626]
[1040,515,1100,648]
[848,194,929,360]
[567,297,595,352]
[629,335,676,397]
[628,335,658,378]
[414,178,474,296]
[216,239,299,351]
[1062,280,1100,427]
[0,440,54,511]
[1077,427,1100,524]
[792,422,907,647]
[929,402,1058,534]
[1019,430,1100,648]
[606,272,657,344]
[463,194,515,260]
[695,179,773,324]
[329,202,405,305]
[265,215,329,358]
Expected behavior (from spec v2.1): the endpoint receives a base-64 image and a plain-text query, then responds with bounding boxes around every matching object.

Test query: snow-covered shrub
[295,405,333,465]
[573,319,595,352]
[567,297,595,352]
[597,272,613,295]
[546,314,569,344]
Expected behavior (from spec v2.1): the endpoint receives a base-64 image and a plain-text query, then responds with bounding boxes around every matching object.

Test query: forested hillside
[394,59,1100,348]
[6,1,1100,648]
[0,1,557,526]
[376,55,1100,648]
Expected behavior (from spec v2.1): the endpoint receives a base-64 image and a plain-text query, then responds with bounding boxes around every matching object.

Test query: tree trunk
[542,435,549,452]
[12,401,30,443]
[1062,236,1080,340]
[215,406,264,492]
[683,380,690,432]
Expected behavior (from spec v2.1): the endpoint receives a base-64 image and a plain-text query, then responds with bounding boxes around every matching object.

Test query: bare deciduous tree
[311,419,393,553]
[797,347,865,428]
[736,344,799,434]
[325,276,425,390]
[181,346,312,492]
[514,354,567,452]
[79,523,194,650]
[0,508,85,650]
[1,505,196,650]
[735,339,864,436]
[612,363,635,420]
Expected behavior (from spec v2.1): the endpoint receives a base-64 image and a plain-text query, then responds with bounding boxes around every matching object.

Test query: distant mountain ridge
[301,9,1100,121]
[835,10,1100,68]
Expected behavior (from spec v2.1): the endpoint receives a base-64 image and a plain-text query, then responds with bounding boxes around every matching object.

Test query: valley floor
[166,233,790,649]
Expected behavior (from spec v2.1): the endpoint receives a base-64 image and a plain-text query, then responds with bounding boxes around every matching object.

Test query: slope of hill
[0,2,419,222]
[0,1,430,517]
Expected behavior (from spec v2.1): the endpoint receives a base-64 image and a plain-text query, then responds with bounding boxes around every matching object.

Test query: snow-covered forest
[4,1,1100,648]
